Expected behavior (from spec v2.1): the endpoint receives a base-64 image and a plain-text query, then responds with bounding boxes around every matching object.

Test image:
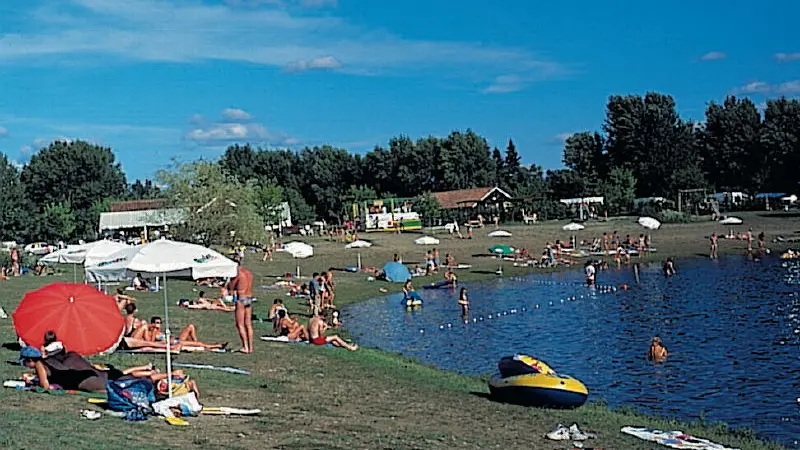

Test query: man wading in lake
[229,256,255,354]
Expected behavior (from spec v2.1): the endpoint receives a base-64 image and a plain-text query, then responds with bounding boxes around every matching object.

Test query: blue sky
[0,0,797,181]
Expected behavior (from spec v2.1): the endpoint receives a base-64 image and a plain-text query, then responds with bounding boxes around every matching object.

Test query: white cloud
[699,51,726,61]
[756,101,767,112]
[733,81,772,94]
[186,109,296,146]
[777,80,800,94]
[0,126,8,137]
[286,55,342,72]
[221,108,252,121]
[482,75,524,94]
[298,0,336,7]
[224,0,335,8]
[733,80,800,95]
[553,132,574,143]
[0,0,562,83]
[774,52,800,62]
[20,145,32,154]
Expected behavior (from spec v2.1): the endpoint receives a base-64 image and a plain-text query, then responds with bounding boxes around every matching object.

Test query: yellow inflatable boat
[488,355,588,409]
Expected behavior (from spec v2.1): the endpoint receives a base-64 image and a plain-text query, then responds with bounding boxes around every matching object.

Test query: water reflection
[343,258,800,447]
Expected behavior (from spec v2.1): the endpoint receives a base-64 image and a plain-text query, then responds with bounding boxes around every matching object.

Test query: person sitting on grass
[129,316,227,351]
[443,253,455,267]
[114,288,136,310]
[444,268,457,286]
[277,310,308,342]
[132,273,150,291]
[123,303,146,337]
[40,330,65,358]
[268,298,288,320]
[308,310,358,351]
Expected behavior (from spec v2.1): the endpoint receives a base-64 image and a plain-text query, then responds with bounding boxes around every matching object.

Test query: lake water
[342,257,800,447]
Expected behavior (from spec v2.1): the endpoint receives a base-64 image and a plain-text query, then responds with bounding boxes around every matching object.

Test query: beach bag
[106,378,155,421]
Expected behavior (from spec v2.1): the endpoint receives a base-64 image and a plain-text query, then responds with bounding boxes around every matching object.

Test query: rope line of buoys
[422,284,619,333]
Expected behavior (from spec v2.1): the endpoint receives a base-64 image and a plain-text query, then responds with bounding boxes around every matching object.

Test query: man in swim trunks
[308,310,358,351]
[229,256,255,353]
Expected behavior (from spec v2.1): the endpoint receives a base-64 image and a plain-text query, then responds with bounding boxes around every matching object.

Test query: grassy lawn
[0,212,796,449]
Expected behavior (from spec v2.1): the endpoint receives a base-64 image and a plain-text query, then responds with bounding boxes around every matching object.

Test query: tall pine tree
[504,139,522,194]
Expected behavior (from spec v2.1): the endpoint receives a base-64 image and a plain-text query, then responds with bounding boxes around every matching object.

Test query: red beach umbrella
[12,283,125,356]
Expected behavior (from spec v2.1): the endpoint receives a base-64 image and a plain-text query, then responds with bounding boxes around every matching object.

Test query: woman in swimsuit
[647,336,668,363]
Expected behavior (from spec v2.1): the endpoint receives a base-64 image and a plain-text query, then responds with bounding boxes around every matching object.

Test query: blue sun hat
[18,346,42,362]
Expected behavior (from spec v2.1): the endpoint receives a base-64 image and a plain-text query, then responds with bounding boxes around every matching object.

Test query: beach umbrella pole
[357,252,362,270]
[163,272,173,398]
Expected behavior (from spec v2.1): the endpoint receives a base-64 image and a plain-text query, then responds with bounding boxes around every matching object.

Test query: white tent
[562,223,585,231]
[488,230,512,237]
[638,217,661,230]
[85,239,239,398]
[345,240,372,249]
[414,236,440,245]
[41,240,130,265]
[719,216,743,225]
[40,240,131,282]
[277,241,314,259]
[84,240,237,282]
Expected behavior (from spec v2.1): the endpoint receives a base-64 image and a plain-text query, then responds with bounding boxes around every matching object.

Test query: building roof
[110,199,168,212]
[431,186,512,209]
[99,208,187,231]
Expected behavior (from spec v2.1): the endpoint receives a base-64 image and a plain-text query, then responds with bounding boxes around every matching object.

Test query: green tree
[20,140,126,239]
[414,192,442,226]
[759,98,800,193]
[128,179,162,200]
[282,187,315,225]
[156,160,267,247]
[436,130,494,191]
[341,185,378,218]
[253,182,284,230]
[604,93,702,197]
[0,155,32,241]
[503,139,523,193]
[299,145,357,220]
[36,203,76,242]
[599,167,637,214]
[697,96,761,192]
[562,131,606,192]
[491,147,505,186]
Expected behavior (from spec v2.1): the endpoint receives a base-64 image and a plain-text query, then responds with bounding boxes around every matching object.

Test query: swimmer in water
[710,233,718,259]
[647,336,668,362]
[457,287,469,315]
[584,261,596,286]
[663,258,676,277]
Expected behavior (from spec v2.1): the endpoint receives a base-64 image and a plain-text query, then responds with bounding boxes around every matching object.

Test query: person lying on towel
[19,347,160,393]
[127,317,227,351]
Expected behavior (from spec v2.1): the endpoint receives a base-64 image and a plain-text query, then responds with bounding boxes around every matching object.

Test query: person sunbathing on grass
[308,310,358,351]
[19,346,161,393]
[129,316,227,351]
[277,310,308,341]
[179,290,234,312]
[114,288,136,310]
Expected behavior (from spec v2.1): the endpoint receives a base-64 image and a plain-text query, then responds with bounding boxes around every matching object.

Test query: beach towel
[621,427,740,450]
[260,336,333,348]
[173,362,250,376]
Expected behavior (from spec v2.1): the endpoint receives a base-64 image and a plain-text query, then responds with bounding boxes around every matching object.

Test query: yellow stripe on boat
[489,373,588,395]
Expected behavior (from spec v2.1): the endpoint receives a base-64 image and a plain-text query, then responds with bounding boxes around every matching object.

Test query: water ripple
[343,257,800,448]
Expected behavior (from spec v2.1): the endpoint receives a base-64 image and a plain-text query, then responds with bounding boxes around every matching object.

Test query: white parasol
[562,222,585,232]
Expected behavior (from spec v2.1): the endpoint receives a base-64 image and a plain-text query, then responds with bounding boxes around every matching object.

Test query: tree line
[1,93,798,243]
